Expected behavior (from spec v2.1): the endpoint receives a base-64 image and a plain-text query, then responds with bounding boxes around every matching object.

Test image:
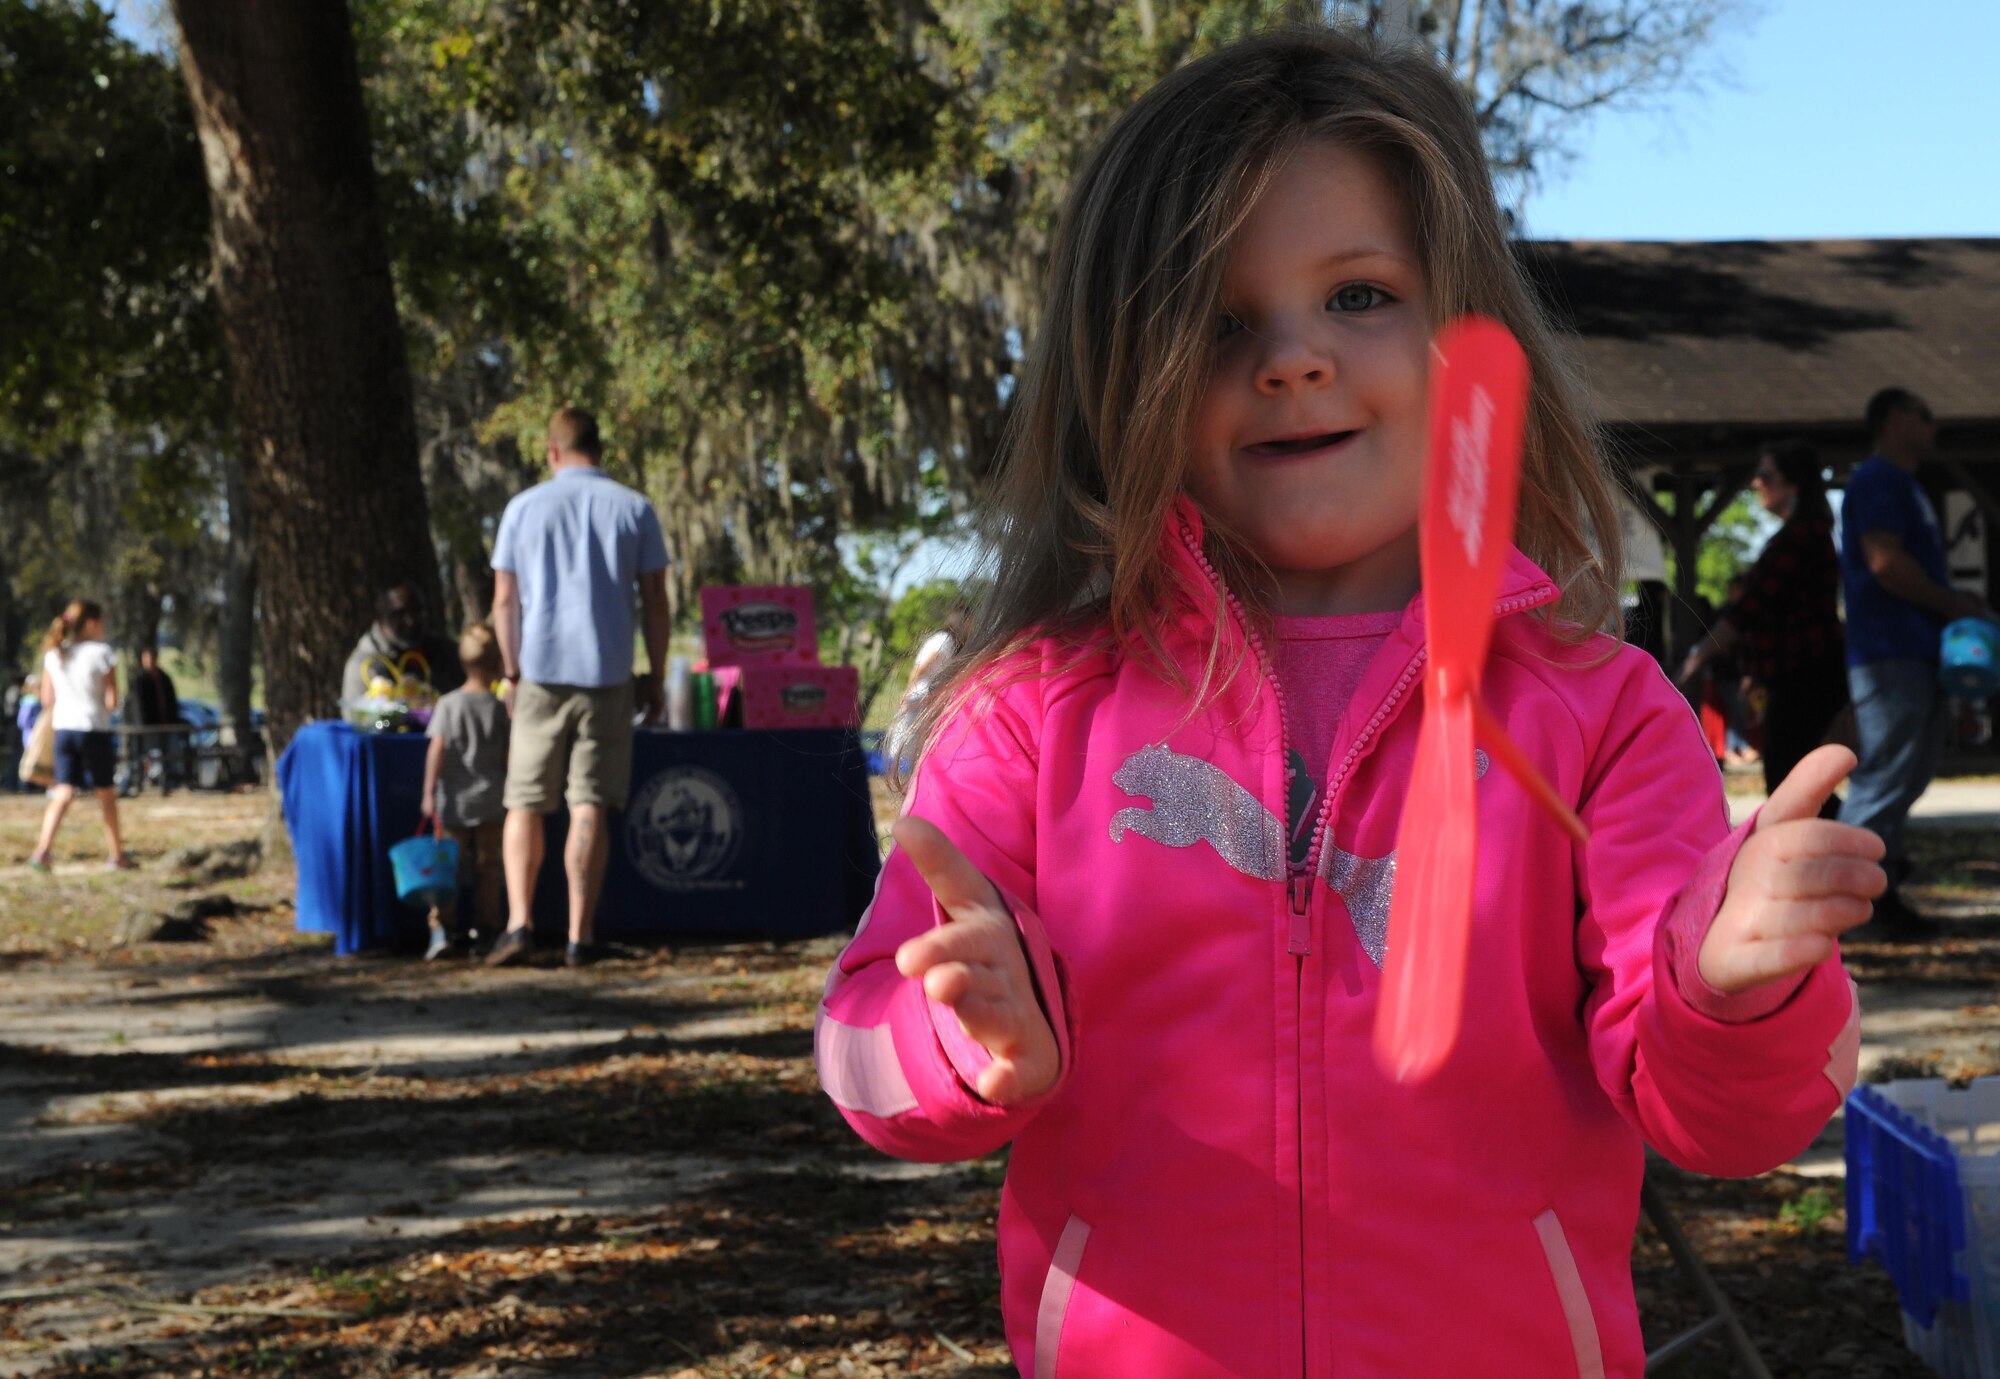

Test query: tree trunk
[218,450,258,742]
[420,436,493,626]
[117,580,162,667]
[0,522,15,684]
[170,0,442,751]
[451,555,489,626]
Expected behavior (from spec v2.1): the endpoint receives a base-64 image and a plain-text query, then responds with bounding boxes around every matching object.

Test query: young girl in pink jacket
[818,28,1881,1379]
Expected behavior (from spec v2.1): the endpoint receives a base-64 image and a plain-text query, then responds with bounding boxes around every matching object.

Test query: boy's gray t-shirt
[427,688,510,829]
[489,467,670,688]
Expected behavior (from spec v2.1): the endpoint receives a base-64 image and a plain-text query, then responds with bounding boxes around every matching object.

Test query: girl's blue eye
[1329,284,1387,312]
[1216,312,1244,341]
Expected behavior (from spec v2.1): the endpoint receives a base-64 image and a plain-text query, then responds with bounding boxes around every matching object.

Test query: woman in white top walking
[29,600,134,871]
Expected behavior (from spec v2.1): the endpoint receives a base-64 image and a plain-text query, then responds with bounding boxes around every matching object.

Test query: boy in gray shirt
[420,624,511,958]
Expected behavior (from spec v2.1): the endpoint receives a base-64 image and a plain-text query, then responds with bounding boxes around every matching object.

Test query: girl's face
[1189,141,1433,617]
[81,616,105,641]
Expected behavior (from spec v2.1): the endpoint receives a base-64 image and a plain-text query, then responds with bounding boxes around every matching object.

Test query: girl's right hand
[892,816,1060,1105]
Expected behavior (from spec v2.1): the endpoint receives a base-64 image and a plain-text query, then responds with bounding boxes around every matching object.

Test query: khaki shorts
[504,680,636,812]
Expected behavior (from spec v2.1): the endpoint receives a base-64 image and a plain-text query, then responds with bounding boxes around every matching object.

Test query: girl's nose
[1255,329,1335,394]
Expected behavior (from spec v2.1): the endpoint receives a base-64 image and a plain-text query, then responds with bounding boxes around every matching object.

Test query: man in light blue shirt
[488,407,671,968]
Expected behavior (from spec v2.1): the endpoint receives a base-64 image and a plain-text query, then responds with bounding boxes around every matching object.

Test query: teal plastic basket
[389,830,459,908]
[1942,618,2000,700]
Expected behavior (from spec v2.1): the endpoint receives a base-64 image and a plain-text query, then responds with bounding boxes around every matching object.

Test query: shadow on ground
[6,814,1996,1376]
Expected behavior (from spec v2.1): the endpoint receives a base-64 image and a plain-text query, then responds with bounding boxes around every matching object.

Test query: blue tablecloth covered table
[278,720,881,955]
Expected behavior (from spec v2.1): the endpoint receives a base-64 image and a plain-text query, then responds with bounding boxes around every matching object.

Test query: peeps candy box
[699,586,818,667]
[735,664,859,729]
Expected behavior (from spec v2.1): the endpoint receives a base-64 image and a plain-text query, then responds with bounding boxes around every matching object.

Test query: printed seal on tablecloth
[626,765,746,890]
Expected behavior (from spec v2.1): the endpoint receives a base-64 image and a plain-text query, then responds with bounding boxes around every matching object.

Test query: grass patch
[0,790,303,955]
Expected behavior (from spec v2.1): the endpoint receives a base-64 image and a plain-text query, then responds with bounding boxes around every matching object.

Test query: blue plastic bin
[388,833,459,909]
[1848,1078,2000,1377]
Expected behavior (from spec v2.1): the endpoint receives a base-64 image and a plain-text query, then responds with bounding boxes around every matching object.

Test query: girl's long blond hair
[900,27,1622,780]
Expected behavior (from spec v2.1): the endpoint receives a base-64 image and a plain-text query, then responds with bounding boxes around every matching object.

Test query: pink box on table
[736,664,859,729]
[700,586,818,667]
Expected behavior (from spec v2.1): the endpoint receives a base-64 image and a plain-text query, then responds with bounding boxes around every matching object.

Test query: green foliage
[342,0,1744,642]
[888,579,972,666]
[0,0,222,438]
[0,426,227,669]
[1,0,1746,678]
[809,457,976,721]
[1660,488,1771,610]
[1776,1184,1839,1232]
[853,573,981,730]
[1696,493,1770,606]
[392,0,1005,601]
[0,1,228,670]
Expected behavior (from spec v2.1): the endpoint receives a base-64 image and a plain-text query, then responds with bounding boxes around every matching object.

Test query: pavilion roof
[1517,237,2000,435]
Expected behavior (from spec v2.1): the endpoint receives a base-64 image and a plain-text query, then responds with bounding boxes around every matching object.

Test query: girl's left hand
[1699,745,1887,996]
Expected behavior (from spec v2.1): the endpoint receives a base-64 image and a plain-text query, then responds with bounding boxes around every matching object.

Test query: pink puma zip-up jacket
[817,501,1860,1379]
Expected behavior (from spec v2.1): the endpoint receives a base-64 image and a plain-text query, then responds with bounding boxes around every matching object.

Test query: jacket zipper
[1175,519,1555,1379]
[1174,520,1313,1376]
[1294,586,1555,899]
[1172,521,1307,934]
[1297,648,1425,908]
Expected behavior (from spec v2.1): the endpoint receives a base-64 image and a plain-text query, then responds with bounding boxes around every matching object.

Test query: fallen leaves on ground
[3,807,1996,1376]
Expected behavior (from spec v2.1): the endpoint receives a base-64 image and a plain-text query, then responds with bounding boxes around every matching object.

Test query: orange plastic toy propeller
[1373,316,1588,1086]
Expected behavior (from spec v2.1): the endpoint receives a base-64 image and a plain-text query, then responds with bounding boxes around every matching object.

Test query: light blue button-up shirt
[491,467,670,688]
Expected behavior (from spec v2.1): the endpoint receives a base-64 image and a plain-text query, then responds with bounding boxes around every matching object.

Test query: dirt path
[0,790,1994,1377]
[0,933,983,1376]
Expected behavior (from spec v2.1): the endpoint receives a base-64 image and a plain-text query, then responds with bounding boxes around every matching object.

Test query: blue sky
[1521,0,2000,242]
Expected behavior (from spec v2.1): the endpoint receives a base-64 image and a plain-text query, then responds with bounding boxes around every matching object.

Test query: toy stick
[1374,316,1531,1085]
[1471,698,1590,845]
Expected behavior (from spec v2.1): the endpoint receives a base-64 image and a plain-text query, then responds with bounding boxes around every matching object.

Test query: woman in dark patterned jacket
[1680,440,1849,794]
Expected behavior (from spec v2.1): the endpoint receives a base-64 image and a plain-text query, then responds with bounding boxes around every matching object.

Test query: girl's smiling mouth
[1243,429,1359,458]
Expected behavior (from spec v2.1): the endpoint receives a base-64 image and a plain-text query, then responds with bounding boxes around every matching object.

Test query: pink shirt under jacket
[817,502,1861,1379]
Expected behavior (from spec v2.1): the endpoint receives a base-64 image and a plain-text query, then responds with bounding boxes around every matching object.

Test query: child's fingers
[923,961,1052,1092]
[974,1063,1027,1105]
[1753,817,1886,863]
[885,815,1057,1104]
[1757,745,1857,828]
[896,918,1006,981]
[952,992,1037,1053]
[1720,932,1840,989]
[1703,891,1875,993]
[920,960,1038,1048]
[1757,855,1888,902]
[918,959,980,1007]
[976,1055,1055,1106]
[893,815,1008,919]
[1749,893,1877,939]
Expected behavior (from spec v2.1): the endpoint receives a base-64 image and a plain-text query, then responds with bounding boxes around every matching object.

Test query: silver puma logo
[1108,744,1284,881]
[1108,746,1488,967]
[1323,846,1396,967]
[1322,750,1487,969]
